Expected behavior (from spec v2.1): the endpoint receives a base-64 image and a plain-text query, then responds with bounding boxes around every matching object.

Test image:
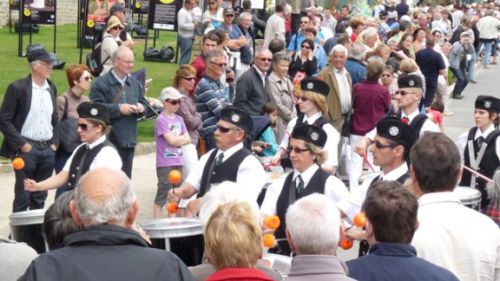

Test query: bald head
[72,168,137,227]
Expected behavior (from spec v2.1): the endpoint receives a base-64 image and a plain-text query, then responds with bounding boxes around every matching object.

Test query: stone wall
[0,0,78,27]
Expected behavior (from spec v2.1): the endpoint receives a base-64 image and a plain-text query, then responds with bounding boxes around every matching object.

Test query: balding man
[19,168,194,281]
[90,46,148,178]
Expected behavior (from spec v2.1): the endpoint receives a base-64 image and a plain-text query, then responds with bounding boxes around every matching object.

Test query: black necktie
[296,175,305,196]
[476,136,485,148]
[215,153,224,166]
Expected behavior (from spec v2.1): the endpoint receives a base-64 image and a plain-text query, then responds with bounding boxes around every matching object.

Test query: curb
[0,142,156,174]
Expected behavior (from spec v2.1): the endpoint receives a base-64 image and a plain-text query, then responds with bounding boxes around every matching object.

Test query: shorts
[154,166,181,207]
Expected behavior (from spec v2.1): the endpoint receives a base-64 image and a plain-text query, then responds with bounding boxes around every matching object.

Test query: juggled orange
[168,170,182,184]
[262,233,276,248]
[166,202,179,214]
[339,239,353,250]
[264,215,280,230]
[12,157,25,170]
[353,212,366,228]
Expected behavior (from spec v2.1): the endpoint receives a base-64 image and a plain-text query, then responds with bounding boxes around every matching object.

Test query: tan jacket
[317,66,352,131]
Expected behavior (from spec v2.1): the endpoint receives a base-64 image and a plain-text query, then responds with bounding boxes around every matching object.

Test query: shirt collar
[88,135,107,149]
[293,164,320,186]
[381,163,408,181]
[401,109,420,122]
[32,79,50,90]
[369,243,417,257]
[111,69,128,86]
[475,123,495,140]
[216,142,244,161]
[418,191,462,207]
[253,65,266,78]
[302,112,322,124]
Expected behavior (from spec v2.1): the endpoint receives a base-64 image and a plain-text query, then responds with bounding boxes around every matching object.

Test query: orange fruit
[166,202,179,214]
[168,169,182,184]
[339,239,353,250]
[263,233,276,248]
[12,157,25,170]
[353,212,366,228]
[264,215,281,230]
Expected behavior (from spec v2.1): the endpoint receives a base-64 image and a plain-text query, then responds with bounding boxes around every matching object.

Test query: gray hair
[238,12,252,23]
[199,181,260,227]
[349,43,366,61]
[75,169,136,225]
[272,52,290,64]
[286,193,341,255]
[361,27,378,42]
[330,44,348,56]
[255,47,272,57]
[206,49,226,62]
[111,45,133,61]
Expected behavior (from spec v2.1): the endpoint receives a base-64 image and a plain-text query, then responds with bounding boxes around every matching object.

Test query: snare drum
[454,186,481,210]
[9,209,47,254]
[141,217,204,266]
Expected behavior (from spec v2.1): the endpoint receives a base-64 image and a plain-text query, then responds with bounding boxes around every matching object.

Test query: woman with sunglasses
[270,78,340,175]
[101,15,125,75]
[288,38,318,78]
[53,64,92,198]
[24,102,122,194]
[261,124,349,256]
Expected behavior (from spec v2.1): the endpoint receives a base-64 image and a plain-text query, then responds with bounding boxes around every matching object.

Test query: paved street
[0,63,496,261]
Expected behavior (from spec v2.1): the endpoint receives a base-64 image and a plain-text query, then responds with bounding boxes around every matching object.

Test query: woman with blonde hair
[365,43,392,63]
[399,58,426,99]
[202,0,223,33]
[270,78,340,174]
[204,201,274,281]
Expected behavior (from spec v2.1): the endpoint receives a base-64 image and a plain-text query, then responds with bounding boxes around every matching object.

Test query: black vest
[294,113,329,129]
[67,140,114,190]
[459,127,500,209]
[275,168,330,240]
[198,147,252,197]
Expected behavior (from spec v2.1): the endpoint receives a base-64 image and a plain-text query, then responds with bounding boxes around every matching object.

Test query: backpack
[86,42,110,77]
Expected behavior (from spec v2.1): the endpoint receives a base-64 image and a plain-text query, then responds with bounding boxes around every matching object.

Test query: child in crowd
[427,99,444,131]
[154,87,191,219]
[253,103,280,172]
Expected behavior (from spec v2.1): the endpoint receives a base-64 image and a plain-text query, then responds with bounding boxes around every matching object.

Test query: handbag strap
[62,95,69,120]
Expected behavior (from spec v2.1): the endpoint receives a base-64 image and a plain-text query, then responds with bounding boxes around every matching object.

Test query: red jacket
[206,268,275,281]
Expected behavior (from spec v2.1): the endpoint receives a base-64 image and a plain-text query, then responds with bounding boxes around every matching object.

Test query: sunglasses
[301,45,312,50]
[298,96,309,102]
[112,26,124,30]
[166,100,180,105]
[210,61,227,68]
[394,90,415,97]
[225,14,235,17]
[258,57,272,62]
[287,146,310,154]
[183,77,196,81]
[81,76,93,81]
[78,123,95,131]
[217,125,240,133]
[373,140,399,149]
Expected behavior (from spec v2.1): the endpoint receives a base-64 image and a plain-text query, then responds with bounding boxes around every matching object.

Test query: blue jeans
[450,66,469,97]
[480,40,493,65]
[178,36,194,65]
[13,143,55,212]
[468,51,477,81]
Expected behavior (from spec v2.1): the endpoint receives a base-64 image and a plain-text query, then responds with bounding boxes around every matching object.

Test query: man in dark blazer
[0,47,58,212]
[233,48,272,115]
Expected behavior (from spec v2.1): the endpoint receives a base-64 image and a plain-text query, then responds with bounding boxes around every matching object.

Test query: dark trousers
[291,13,304,37]
[117,147,135,179]
[423,85,437,108]
[13,143,54,212]
[450,66,469,97]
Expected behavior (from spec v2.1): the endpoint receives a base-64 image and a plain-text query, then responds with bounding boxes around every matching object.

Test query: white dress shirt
[337,163,408,220]
[185,142,266,201]
[333,67,352,115]
[280,112,340,166]
[456,124,500,161]
[21,80,53,141]
[260,164,349,216]
[63,135,122,172]
[412,191,500,281]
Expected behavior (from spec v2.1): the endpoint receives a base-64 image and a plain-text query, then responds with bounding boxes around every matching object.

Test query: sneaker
[452,95,464,100]
[443,111,455,116]
[469,80,477,84]
[491,61,497,65]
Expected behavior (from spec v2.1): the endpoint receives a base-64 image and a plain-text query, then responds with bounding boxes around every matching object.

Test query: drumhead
[454,186,481,201]
[9,209,46,226]
[140,217,203,239]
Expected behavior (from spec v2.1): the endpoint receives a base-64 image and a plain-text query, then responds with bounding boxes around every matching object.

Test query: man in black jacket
[0,47,58,212]
[19,168,194,281]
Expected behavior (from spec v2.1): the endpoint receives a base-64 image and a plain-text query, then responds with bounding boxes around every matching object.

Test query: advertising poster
[148,0,179,31]
[11,0,57,25]
[84,0,114,44]
[132,0,149,14]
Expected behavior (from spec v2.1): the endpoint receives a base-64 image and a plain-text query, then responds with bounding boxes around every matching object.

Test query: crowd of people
[1,0,500,280]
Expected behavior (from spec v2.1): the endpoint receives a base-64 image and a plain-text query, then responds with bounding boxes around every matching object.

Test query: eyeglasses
[258,57,272,62]
[373,140,399,149]
[381,74,392,77]
[166,100,180,105]
[287,146,311,154]
[112,26,124,30]
[217,125,240,133]
[78,123,95,131]
[119,58,135,65]
[300,21,309,24]
[81,76,93,81]
[183,77,196,81]
[225,14,234,17]
[301,45,311,50]
[210,61,227,68]
[394,90,415,97]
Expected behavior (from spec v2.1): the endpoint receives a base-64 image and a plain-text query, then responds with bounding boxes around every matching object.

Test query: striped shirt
[21,81,54,141]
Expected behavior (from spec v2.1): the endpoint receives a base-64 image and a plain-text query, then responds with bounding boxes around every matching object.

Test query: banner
[132,0,149,14]
[12,0,57,25]
[84,0,115,44]
[148,0,180,31]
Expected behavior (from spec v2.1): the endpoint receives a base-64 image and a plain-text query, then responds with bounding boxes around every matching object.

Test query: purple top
[155,112,187,167]
[351,80,391,135]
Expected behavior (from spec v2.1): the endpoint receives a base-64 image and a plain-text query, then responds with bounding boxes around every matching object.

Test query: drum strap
[467,140,488,188]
